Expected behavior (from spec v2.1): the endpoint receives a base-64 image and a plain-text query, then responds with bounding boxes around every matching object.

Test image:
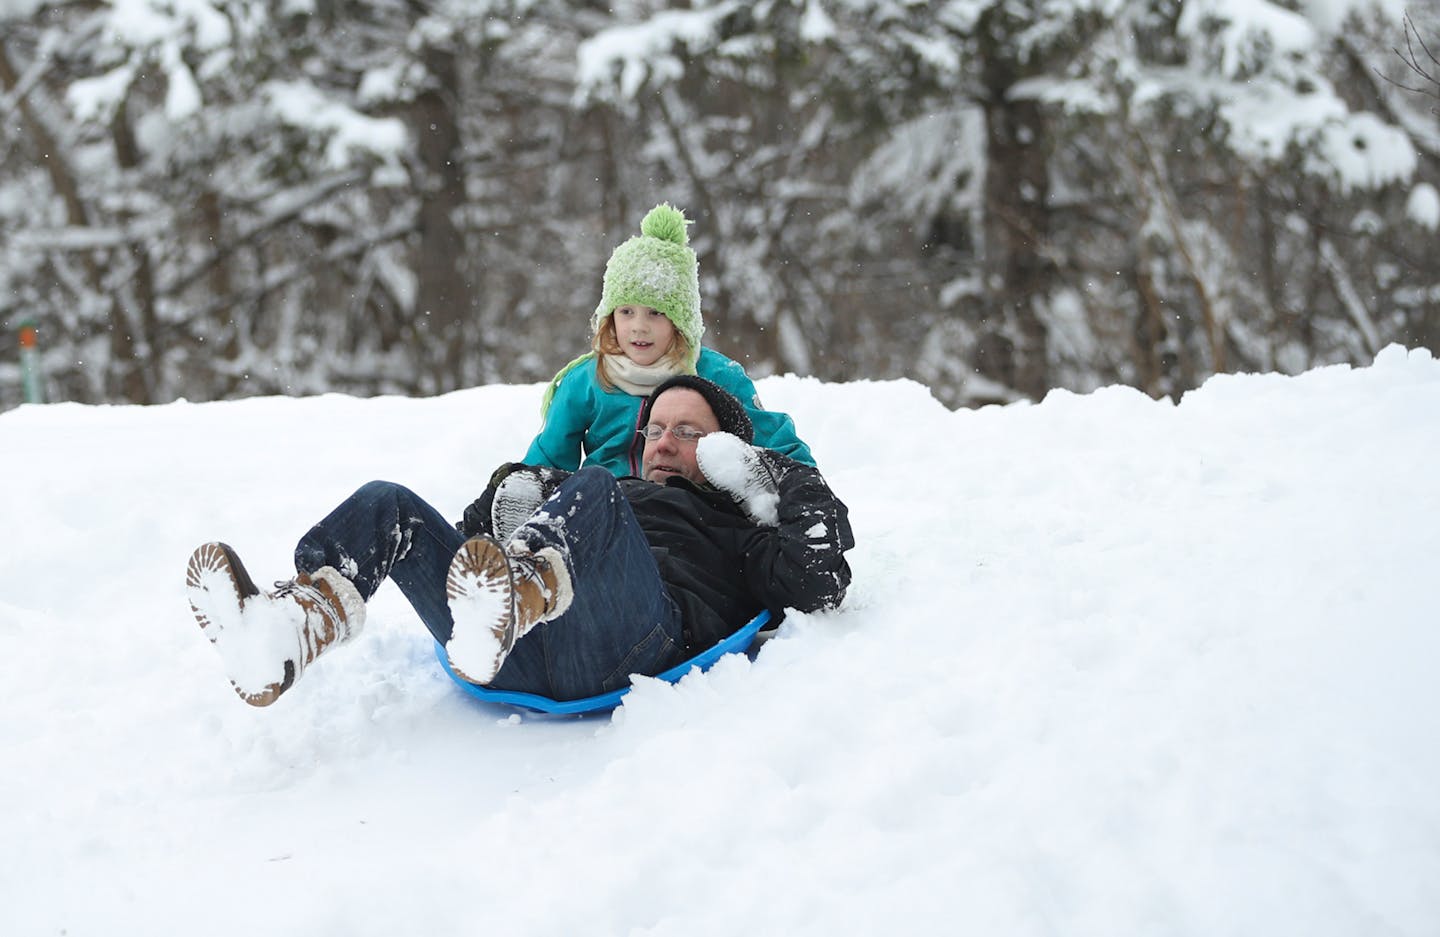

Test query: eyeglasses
[638,423,708,444]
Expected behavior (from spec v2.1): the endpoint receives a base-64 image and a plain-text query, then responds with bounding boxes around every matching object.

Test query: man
[186,376,854,706]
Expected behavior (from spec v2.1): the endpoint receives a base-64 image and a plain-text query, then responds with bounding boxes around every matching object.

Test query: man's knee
[354,479,409,503]
[573,465,614,485]
[569,465,621,498]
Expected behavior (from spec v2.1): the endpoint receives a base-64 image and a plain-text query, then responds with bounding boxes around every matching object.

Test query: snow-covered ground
[3,347,1439,936]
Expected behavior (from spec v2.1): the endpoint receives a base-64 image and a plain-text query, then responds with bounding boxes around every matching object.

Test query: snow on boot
[490,466,563,542]
[185,542,366,706]
[444,535,573,685]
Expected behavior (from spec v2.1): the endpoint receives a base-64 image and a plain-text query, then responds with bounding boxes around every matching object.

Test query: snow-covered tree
[1,0,1436,410]
[0,0,422,403]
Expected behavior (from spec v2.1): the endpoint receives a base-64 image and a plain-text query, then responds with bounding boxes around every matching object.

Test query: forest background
[2,0,1438,412]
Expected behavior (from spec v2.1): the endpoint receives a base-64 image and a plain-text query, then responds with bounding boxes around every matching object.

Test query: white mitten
[696,432,783,526]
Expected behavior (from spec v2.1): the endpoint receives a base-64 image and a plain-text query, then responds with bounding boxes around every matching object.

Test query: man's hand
[695,432,786,526]
[701,434,854,614]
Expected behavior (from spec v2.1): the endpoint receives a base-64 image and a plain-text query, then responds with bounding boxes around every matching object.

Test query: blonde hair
[592,316,692,392]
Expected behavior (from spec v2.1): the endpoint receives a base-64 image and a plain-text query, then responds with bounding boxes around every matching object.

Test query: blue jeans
[294,468,686,700]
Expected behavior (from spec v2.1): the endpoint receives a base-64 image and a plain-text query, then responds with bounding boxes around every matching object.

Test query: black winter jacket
[619,458,854,650]
[462,455,854,653]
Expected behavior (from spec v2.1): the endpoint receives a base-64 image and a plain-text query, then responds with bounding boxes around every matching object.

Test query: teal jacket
[524,347,815,477]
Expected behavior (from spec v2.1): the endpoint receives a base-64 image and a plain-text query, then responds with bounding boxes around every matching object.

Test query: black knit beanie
[640,375,754,444]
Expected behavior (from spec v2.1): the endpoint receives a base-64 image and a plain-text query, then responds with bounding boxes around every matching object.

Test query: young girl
[523,203,815,477]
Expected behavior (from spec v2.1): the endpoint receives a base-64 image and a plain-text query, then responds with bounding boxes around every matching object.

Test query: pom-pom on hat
[593,203,704,369]
[639,375,754,445]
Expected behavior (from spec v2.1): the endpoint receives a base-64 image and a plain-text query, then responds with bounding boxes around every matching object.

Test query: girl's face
[612,305,676,367]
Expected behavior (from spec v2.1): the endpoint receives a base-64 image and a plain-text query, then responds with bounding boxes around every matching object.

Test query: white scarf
[604,354,685,397]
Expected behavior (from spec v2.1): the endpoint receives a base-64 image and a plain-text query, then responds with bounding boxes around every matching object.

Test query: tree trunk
[979,92,1054,400]
[971,4,1056,401]
[411,42,471,392]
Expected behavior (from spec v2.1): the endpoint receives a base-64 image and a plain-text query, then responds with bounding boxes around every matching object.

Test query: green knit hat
[592,203,704,369]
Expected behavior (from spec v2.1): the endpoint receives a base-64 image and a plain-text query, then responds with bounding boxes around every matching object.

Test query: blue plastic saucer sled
[435,609,771,715]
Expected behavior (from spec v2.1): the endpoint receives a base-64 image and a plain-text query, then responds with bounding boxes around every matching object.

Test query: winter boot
[185,542,366,706]
[490,465,567,541]
[444,534,573,685]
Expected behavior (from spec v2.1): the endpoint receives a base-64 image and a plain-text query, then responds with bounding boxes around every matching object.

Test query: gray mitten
[695,432,785,526]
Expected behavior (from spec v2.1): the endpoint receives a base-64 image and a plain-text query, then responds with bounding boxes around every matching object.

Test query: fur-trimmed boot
[185,542,366,706]
[444,535,573,685]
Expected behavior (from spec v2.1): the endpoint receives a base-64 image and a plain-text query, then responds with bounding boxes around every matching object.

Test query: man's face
[642,388,721,485]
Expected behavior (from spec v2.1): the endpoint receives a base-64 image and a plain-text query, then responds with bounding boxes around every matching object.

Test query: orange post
[19,318,44,404]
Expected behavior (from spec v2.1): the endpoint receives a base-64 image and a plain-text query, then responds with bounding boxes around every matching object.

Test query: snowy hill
[3,347,1439,936]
